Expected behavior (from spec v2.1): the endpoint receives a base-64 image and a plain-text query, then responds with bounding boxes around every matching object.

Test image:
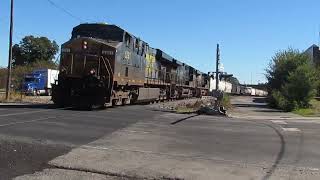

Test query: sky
[0,0,319,84]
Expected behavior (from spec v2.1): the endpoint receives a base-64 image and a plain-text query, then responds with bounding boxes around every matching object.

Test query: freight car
[52,23,209,108]
[230,84,267,96]
[231,84,242,95]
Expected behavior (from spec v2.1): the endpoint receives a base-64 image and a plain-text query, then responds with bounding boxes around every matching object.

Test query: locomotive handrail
[103,56,114,75]
[100,56,112,90]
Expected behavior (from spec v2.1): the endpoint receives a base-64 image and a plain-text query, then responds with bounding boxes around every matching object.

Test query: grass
[293,99,320,117]
[175,94,232,114]
[175,100,203,114]
[176,107,197,114]
[0,91,25,103]
[222,94,232,110]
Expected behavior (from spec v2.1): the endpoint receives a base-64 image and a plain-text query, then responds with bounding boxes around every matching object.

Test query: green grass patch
[293,108,315,116]
[222,94,232,110]
[293,99,320,117]
[0,91,25,103]
[175,107,197,114]
[175,100,203,114]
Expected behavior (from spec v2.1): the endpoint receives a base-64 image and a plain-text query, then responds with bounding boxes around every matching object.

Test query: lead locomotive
[52,23,209,108]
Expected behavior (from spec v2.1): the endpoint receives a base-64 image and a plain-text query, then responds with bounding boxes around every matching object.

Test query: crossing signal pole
[215,44,220,91]
[6,0,14,100]
[214,44,233,92]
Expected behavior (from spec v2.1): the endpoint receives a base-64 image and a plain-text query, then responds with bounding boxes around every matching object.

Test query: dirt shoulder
[0,95,52,105]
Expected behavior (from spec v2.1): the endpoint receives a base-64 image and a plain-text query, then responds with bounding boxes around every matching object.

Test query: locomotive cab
[52,37,117,108]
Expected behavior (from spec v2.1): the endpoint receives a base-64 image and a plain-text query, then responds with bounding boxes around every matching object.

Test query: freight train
[210,78,267,96]
[52,23,209,108]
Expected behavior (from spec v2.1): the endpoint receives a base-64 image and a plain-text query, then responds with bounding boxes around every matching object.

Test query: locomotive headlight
[83,41,88,49]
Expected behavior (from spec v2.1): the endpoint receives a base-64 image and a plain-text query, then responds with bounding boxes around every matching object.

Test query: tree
[12,35,59,66]
[315,66,320,96]
[0,67,7,89]
[11,61,58,90]
[266,48,318,111]
[226,76,240,85]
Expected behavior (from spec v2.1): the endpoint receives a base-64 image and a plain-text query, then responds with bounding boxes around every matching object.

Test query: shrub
[315,67,320,96]
[271,90,297,111]
[266,48,318,111]
[282,64,317,108]
[222,94,232,109]
[0,67,7,89]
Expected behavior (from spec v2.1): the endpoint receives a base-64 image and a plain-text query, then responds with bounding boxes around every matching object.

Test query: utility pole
[215,44,220,91]
[6,0,14,100]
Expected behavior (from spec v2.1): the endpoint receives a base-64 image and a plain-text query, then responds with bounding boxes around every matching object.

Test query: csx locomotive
[52,23,209,108]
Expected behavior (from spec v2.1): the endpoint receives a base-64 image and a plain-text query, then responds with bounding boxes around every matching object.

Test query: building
[305,44,320,65]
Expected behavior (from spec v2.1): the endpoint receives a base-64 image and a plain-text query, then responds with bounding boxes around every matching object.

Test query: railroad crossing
[0,96,319,180]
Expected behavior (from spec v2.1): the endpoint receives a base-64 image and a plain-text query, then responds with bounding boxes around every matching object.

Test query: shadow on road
[171,114,199,125]
[0,103,153,179]
[253,97,268,103]
[0,104,55,109]
[233,103,268,108]
[0,104,109,112]
[253,109,283,113]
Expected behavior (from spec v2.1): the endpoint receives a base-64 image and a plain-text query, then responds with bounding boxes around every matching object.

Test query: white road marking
[308,168,320,171]
[289,120,320,124]
[0,107,70,117]
[120,130,151,134]
[282,128,301,132]
[0,117,55,127]
[296,167,320,171]
[271,120,287,125]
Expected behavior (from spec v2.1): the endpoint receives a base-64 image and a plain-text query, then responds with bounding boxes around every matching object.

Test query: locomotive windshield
[60,54,100,76]
[72,24,124,42]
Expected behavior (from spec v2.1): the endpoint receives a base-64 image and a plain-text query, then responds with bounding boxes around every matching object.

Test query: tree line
[0,35,59,90]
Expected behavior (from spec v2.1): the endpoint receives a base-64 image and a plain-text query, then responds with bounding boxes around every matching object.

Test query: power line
[45,0,83,22]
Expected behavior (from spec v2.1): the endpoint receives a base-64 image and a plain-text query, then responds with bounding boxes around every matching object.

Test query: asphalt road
[1,97,320,179]
[0,104,161,180]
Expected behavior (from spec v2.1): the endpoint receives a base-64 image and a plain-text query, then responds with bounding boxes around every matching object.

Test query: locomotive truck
[52,23,209,108]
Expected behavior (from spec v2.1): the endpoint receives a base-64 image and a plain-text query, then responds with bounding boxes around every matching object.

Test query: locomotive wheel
[112,99,122,106]
[117,100,123,106]
[112,99,117,106]
[87,104,94,111]
[123,96,131,105]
